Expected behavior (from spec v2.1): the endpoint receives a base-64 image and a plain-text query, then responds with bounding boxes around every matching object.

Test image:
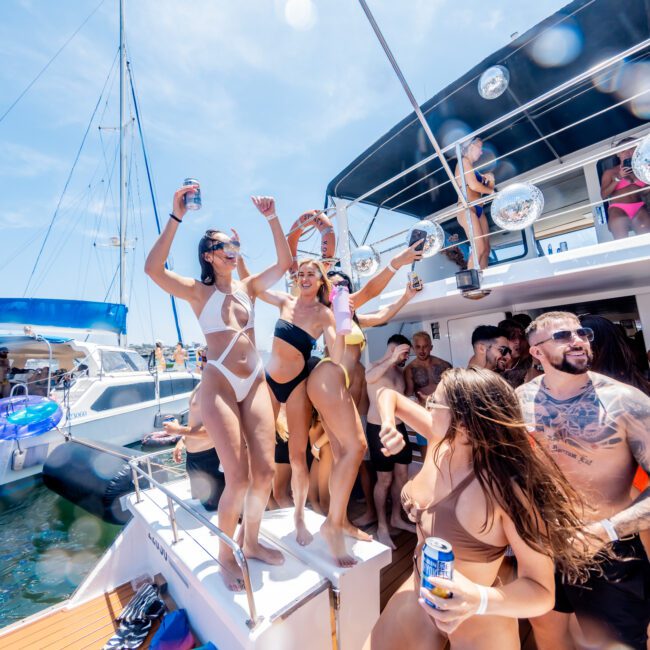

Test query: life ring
[287,210,336,276]
[0,396,62,441]
[142,431,182,447]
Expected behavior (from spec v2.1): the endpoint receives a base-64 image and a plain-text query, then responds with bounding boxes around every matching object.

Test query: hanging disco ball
[351,245,381,277]
[491,183,544,231]
[405,220,445,258]
[632,134,650,184]
[478,65,510,100]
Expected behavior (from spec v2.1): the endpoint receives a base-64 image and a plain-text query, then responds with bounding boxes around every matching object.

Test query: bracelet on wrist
[387,261,399,274]
[169,213,182,224]
[475,585,489,616]
[599,518,619,542]
[266,213,278,222]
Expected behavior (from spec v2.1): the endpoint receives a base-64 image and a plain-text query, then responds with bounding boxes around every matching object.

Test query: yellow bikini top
[345,321,366,350]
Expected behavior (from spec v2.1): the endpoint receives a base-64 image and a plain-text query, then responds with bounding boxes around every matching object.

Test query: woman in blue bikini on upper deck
[454,137,495,270]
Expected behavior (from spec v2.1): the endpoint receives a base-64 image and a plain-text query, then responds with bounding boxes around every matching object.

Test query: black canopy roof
[326,0,650,220]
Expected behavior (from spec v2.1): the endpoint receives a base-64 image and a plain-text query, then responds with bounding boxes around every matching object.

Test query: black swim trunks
[185,448,225,512]
[365,421,412,472]
[274,433,313,468]
[553,534,650,650]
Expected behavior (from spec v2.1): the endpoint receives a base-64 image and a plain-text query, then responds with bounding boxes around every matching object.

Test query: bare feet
[376,525,396,550]
[343,520,373,542]
[390,514,416,534]
[351,510,377,528]
[243,539,285,565]
[321,520,357,568]
[295,517,314,546]
[218,555,245,592]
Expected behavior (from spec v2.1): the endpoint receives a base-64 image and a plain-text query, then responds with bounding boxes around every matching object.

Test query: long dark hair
[326,269,360,324]
[198,229,226,285]
[435,367,596,581]
[579,314,650,395]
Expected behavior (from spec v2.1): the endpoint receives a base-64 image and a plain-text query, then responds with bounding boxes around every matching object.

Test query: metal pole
[167,495,180,543]
[455,142,480,269]
[357,0,468,207]
[132,466,142,503]
[118,0,127,346]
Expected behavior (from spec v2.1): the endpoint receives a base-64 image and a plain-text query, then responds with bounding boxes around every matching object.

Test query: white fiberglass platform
[123,479,333,650]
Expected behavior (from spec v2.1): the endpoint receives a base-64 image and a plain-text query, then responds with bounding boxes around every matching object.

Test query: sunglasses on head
[535,327,594,346]
[204,239,240,252]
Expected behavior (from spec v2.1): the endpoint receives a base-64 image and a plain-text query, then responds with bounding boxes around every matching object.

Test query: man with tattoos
[517,311,650,650]
[404,331,452,405]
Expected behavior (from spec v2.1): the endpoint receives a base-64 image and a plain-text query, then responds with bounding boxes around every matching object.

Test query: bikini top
[345,321,366,350]
[198,287,254,335]
[614,177,646,190]
[274,319,316,362]
[401,472,507,563]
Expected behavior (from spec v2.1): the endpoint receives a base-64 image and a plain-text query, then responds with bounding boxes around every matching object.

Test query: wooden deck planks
[0,583,160,650]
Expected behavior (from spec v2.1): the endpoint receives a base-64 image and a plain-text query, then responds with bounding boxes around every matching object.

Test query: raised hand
[390,343,411,364]
[230,228,240,244]
[172,184,198,221]
[405,282,419,299]
[392,241,424,268]
[251,196,277,219]
[379,423,407,456]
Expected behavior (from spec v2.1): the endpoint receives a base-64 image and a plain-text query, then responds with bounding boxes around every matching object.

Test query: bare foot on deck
[321,520,357,568]
[343,519,373,542]
[219,555,246,592]
[376,525,396,550]
[390,514,416,534]
[351,510,377,528]
[243,540,285,565]
[295,516,314,546]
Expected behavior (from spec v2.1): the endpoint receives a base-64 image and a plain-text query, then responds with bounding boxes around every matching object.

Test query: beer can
[558,241,568,252]
[183,177,202,210]
[408,271,423,291]
[421,537,454,608]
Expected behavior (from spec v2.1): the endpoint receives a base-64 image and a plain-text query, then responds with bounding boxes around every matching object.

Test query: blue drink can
[421,537,454,608]
[183,178,201,210]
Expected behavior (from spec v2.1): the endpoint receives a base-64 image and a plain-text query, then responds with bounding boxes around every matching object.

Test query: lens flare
[529,23,583,68]
[284,0,317,31]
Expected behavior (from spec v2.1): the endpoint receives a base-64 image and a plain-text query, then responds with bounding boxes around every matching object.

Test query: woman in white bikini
[145,185,291,591]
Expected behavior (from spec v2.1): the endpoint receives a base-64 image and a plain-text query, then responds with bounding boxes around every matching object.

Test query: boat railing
[128,449,262,630]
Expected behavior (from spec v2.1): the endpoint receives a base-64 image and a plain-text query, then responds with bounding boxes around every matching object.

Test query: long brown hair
[435,367,596,582]
[297,259,332,307]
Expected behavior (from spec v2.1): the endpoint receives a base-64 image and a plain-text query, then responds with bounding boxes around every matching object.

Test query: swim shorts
[186,448,225,511]
[365,422,412,473]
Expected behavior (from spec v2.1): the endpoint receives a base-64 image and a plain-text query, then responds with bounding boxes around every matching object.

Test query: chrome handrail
[128,452,261,629]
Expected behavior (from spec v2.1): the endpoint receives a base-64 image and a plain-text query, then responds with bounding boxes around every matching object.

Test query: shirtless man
[366,334,416,549]
[517,311,650,650]
[404,331,452,405]
[170,383,225,511]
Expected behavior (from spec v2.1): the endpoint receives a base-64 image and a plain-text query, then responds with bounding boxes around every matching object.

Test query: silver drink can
[408,271,423,291]
[183,178,201,210]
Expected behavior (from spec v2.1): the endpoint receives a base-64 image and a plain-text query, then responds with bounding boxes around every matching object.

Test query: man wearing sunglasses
[467,325,512,373]
[517,311,650,650]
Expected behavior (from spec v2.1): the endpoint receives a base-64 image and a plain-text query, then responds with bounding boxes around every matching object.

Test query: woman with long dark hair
[366,368,596,650]
[145,186,291,591]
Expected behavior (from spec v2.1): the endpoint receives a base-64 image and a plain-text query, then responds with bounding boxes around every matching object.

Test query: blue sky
[0,0,568,349]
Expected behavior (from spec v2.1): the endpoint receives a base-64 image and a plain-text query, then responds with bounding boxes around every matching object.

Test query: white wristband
[475,584,489,616]
[267,214,278,222]
[599,518,619,542]
[387,261,399,274]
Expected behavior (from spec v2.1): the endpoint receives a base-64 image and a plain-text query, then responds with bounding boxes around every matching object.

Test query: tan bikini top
[401,472,507,563]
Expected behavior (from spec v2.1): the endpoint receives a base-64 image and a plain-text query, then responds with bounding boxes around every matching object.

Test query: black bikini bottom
[266,363,310,403]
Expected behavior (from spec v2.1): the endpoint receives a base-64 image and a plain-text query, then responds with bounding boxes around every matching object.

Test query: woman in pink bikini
[601,138,650,239]
[145,185,292,591]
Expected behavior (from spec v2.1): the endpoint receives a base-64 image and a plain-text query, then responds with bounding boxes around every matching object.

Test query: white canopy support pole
[333,197,353,278]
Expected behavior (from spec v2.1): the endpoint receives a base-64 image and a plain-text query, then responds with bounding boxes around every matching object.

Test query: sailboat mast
[118,0,127,346]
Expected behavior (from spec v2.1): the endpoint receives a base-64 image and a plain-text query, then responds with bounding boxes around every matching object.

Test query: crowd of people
[146,184,650,649]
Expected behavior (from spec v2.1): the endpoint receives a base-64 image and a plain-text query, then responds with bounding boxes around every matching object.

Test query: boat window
[24,358,60,371]
[159,375,199,398]
[91,382,156,411]
[532,168,594,255]
[100,350,148,373]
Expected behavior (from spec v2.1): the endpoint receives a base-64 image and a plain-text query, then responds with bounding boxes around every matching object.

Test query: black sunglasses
[495,345,512,356]
[205,240,240,252]
[534,327,594,346]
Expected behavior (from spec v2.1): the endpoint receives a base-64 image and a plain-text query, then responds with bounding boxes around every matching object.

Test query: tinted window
[101,350,149,372]
[159,376,199,398]
[91,382,156,411]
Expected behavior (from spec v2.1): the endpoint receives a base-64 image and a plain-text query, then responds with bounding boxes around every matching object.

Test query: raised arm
[366,344,410,384]
[144,186,201,303]
[243,196,292,297]
[455,156,494,195]
[377,388,435,447]
[357,282,417,328]
[351,243,423,310]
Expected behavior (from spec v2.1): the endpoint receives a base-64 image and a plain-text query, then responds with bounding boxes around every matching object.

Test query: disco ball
[351,245,380,277]
[405,220,445,258]
[491,183,544,231]
[478,65,510,100]
[632,134,650,184]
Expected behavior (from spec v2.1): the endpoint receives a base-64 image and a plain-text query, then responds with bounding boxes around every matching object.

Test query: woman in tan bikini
[366,368,596,650]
